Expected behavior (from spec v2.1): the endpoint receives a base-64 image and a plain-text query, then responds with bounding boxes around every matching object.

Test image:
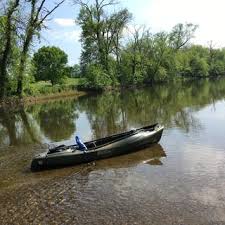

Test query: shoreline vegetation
[1,75,223,109]
[0,88,86,109]
[1,0,225,103]
[0,90,87,108]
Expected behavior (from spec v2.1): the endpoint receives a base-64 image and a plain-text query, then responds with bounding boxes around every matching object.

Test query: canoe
[31,123,164,171]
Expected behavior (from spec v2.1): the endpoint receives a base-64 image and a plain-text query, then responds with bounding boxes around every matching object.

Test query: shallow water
[0,79,225,224]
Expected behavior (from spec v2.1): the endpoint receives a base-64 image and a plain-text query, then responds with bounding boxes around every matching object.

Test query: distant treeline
[76,0,225,89]
[1,0,225,99]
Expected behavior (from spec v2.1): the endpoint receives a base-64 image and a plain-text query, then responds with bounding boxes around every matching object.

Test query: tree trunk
[0,0,20,99]
[0,37,10,97]
[17,53,26,97]
[17,29,32,97]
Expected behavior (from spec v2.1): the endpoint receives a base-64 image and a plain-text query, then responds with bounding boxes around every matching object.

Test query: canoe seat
[48,145,67,154]
[88,141,96,148]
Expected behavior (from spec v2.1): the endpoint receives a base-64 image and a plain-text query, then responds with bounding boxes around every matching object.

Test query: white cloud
[58,30,81,41]
[63,30,81,42]
[128,0,225,47]
[46,29,81,42]
[54,18,75,27]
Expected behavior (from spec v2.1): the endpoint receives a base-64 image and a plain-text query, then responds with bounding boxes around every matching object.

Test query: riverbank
[1,76,222,109]
[0,90,87,109]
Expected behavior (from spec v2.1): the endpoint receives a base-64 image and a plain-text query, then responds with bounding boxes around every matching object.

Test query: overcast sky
[39,0,225,65]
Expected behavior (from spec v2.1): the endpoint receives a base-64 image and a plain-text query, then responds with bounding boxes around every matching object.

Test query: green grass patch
[24,78,82,96]
[64,77,81,86]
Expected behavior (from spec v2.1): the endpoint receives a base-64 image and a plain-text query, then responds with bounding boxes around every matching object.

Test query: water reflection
[77,78,225,138]
[37,101,78,141]
[1,78,225,225]
[0,108,17,145]
[94,144,166,169]
[1,78,225,146]
[69,144,166,189]
[0,108,40,146]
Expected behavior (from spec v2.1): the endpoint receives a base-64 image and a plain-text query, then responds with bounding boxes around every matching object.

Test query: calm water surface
[0,79,225,225]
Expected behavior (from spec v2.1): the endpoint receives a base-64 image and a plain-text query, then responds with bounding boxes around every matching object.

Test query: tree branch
[34,0,46,23]
[38,0,66,26]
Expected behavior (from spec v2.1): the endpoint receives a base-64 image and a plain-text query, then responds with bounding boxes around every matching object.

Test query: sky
[39,0,225,65]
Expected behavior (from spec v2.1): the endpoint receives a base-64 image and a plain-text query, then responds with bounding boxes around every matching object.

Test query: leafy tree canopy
[33,46,68,85]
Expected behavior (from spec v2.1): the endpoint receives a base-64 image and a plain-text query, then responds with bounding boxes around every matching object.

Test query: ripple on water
[1,81,225,224]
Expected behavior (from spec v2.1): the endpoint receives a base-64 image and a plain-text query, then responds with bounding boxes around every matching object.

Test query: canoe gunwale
[48,123,160,155]
[86,124,163,152]
[31,123,164,171]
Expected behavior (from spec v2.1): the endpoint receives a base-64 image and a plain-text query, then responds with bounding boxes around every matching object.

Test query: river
[0,78,225,224]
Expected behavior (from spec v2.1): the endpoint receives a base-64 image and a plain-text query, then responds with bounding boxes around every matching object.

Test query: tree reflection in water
[0,99,79,146]
[1,78,225,146]
[78,78,225,138]
[38,100,78,141]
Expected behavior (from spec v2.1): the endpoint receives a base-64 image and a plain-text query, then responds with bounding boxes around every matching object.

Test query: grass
[64,77,81,86]
[24,77,82,97]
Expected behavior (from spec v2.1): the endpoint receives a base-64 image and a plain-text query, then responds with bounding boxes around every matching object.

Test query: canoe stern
[31,153,47,171]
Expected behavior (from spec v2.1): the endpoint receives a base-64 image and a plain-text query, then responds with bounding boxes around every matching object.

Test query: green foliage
[81,64,112,90]
[0,16,6,53]
[175,45,209,77]
[33,46,68,85]
[209,61,225,76]
[77,0,131,76]
[71,64,81,78]
[208,48,225,76]
[189,56,209,77]
[169,23,198,50]
[23,78,81,96]
[155,66,168,81]
[119,51,145,85]
[77,13,225,87]
[2,0,225,96]
[37,100,78,141]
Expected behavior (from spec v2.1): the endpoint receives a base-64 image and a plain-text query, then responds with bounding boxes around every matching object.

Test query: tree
[16,0,66,96]
[0,0,20,98]
[169,23,198,50]
[81,64,112,89]
[0,0,66,98]
[33,46,68,85]
[72,64,81,77]
[120,26,151,84]
[76,0,131,75]
[208,46,225,76]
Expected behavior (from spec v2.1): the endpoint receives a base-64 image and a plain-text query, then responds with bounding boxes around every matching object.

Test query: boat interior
[48,124,158,154]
